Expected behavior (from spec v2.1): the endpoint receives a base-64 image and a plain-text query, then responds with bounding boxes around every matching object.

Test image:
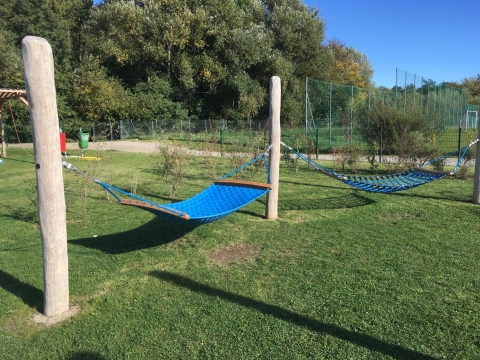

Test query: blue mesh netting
[152,183,269,224]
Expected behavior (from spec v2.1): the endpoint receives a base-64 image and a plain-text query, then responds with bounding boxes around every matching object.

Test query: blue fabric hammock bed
[63,147,272,225]
[281,139,479,194]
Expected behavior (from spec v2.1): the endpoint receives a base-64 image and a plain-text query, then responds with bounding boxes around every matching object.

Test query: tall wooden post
[473,117,480,204]
[266,76,281,219]
[22,36,69,316]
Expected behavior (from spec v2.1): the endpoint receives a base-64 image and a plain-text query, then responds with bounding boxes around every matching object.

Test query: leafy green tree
[71,55,131,129]
[252,0,331,124]
[0,29,24,88]
[132,75,188,122]
[326,39,373,88]
[0,0,370,135]
[461,75,480,106]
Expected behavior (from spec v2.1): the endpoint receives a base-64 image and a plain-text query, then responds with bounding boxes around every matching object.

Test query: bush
[155,142,189,198]
[356,99,437,167]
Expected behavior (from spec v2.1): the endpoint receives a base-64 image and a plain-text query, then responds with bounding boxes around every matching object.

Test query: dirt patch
[206,243,262,266]
[31,305,81,327]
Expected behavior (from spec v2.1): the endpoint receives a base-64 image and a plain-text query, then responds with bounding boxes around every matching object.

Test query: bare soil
[205,243,263,266]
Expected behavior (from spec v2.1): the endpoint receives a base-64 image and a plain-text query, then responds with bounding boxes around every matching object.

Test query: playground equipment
[62,77,282,225]
[18,33,480,323]
[0,89,29,158]
[281,139,479,193]
[63,147,273,225]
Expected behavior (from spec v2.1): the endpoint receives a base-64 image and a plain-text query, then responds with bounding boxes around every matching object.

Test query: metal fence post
[329,82,332,147]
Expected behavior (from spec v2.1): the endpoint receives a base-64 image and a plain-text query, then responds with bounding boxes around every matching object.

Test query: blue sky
[303,0,480,87]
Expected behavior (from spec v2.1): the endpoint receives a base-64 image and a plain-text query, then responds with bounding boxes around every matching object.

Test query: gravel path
[7,140,468,166]
[7,140,336,160]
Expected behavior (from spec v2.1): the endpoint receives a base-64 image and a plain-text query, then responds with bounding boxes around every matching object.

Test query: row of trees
[0,0,374,138]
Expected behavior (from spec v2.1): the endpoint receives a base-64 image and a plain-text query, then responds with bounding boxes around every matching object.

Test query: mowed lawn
[1,146,479,359]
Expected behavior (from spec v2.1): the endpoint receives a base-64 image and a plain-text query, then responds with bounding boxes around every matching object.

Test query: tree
[0,29,24,88]
[132,75,188,122]
[461,75,480,106]
[71,55,131,129]
[325,39,373,88]
[260,0,332,124]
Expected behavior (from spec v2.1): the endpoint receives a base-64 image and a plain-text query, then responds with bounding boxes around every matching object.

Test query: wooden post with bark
[22,36,69,316]
[265,76,281,219]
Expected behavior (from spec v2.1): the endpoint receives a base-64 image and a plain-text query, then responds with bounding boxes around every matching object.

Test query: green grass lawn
[1,147,479,359]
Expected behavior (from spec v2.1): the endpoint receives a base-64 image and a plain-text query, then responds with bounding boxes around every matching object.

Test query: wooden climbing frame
[0,88,29,157]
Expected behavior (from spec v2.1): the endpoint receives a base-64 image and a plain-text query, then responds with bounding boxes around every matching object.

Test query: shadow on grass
[151,271,437,360]
[391,188,474,203]
[281,193,374,211]
[281,179,361,192]
[256,192,374,212]
[0,207,38,223]
[3,156,35,164]
[0,270,42,310]
[70,217,198,254]
[0,243,41,252]
[66,352,106,360]
[282,178,474,204]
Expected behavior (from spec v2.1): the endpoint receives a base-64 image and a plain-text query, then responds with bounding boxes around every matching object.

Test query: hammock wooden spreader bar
[119,199,191,220]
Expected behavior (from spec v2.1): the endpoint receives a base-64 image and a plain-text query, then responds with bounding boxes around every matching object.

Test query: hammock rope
[63,145,273,224]
[280,139,479,193]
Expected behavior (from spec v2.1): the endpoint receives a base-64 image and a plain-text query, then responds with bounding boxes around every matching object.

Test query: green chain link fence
[306,69,479,155]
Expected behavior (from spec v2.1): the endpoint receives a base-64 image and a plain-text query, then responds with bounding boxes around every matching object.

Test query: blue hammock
[281,139,479,193]
[63,149,272,225]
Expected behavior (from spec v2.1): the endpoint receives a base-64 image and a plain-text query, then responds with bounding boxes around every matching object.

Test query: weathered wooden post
[265,76,281,219]
[473,117,480,204]
[22,36,69,316]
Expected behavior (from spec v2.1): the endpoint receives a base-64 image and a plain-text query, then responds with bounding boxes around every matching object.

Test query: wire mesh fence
[91,119,271,141]
[3,69,478,163]
[306,70,479,155]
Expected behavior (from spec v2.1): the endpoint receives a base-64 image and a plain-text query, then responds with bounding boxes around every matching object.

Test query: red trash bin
[60,132,66,153]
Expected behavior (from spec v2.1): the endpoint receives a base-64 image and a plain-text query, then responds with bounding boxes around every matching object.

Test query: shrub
[356,99,437,168]
[155,142,189,198]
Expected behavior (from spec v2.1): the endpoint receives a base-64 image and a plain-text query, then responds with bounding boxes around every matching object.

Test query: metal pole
[329,82,332,147]
[0,103,5,157]
[351,86,354,144]
[404,70,407,114]
[413,73,416,102]
[395,67,398,108]
[305,77,308,138]
[473,114,480,204]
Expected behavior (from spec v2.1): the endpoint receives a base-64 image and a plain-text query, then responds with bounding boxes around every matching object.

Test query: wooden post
[22,36,69,316]
[265,76,281,219]
[0,101,5,158]
[473,117,480,204]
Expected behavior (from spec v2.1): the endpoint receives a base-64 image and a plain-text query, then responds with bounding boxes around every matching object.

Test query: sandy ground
[7,140,468,166]
[9,140,163,154]
[7,140,339,160]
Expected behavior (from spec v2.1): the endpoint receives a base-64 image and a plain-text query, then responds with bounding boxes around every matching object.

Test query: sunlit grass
[1,147,479,359]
